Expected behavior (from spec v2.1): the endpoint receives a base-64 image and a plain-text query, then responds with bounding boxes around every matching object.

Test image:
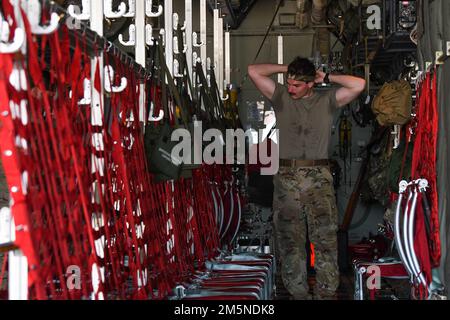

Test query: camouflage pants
[273,166,339,299]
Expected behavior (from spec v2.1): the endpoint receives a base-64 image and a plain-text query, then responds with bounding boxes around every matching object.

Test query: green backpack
[372,80,412,126]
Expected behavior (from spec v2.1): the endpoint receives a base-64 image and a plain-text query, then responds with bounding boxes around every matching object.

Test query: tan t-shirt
[270,83,339,160]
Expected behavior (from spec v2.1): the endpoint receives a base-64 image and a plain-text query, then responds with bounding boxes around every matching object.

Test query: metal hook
[104,0,127,19]
[409,70,418,82]
[192,32,204,47]
[26,0,60,35]
[0,25,25,54]
[418,179,429,192]
[173,13,186,31]
[173,59,184,78]
[104,65,128,93]
[145,0,163,17]
[220,90,229,101]
[147,101,164,122]
[68,0,91,20]
[123,0,136,18]
[106,42,113,53]
[118,24,136,46]
[404,58,416,68]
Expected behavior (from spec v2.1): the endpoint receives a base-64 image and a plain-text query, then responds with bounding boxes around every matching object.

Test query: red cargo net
[0,10,226,299]
[411,71,441,268]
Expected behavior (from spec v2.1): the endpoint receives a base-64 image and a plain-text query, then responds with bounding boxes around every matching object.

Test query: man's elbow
[248,64,256,77]
[357,78,366,94]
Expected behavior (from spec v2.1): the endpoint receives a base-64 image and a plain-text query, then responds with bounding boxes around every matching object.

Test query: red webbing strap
[118,60,150,296]
[135,100,173,298]
[166,180,186,283]
[182,178,207,268]
[139,109,171,297]
[106,54,145,298]
[1,51,44,293]
[88,65,122,298]
[411,71,441,267]
[43,25,104,299]
[193,165,220,258]
[1,0,17,39]
[129,57,172,298]
[177,177,207,277]
[47,28,85,298]
[93,48,135,299]
[24,59,65,300]
[24,21,99,299]
[428,72,440,266]
[117,73,172,297]
[154,182,176,293]
[172,180,194,279]
[1,37,50,300]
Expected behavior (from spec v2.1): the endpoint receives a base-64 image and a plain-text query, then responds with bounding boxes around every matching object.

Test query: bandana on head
[287,73,315,83]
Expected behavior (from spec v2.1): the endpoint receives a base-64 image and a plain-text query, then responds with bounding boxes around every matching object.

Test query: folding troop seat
[173,253,275,300]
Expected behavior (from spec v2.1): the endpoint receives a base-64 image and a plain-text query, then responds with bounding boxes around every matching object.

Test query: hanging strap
[240,0,283,87]
[157,38,189,127]
[252,0,283,63]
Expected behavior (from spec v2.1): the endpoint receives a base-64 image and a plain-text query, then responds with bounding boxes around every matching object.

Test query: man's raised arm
[248,64,288,100]
[315,71,366,107]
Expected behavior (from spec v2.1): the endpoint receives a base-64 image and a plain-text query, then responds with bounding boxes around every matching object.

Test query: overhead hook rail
[38,0,152,80]
[145,0,163,17]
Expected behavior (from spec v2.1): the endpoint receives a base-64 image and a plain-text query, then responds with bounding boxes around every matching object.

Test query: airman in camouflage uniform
[273,166,339,299]
[248,56,365,300]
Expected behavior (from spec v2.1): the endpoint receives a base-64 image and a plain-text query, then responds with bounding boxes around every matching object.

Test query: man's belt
[280,159,330,167]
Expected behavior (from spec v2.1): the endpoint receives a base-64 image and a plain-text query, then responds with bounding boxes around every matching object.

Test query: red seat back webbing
[411,71,441,268]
